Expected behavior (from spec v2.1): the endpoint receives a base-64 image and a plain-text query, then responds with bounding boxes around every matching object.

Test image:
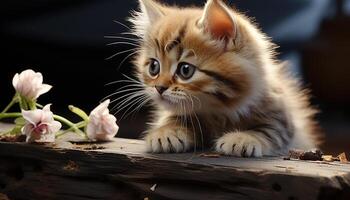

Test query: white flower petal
[41,104,54,122]
[33,72,43,84]
[86,123,97,139]
[90,99,110,116]
[22,109,43,125]
[12,73,19,88]
[86,100,119,141]
[36,84,52,98]
[42,104,51,111]
[48,121,62,134]
[40,132,55,143]
[22,124,34,136]
[22,104,61,143]
[12,69,51,100]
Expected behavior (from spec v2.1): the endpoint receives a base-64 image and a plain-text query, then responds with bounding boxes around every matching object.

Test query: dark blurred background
[0,0,349,154]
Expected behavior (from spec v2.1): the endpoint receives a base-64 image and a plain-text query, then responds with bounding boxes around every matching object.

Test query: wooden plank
[0,123,350,200]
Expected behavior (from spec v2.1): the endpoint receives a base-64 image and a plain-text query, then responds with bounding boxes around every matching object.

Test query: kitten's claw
[215,132,264,157]
[145,128,192,153]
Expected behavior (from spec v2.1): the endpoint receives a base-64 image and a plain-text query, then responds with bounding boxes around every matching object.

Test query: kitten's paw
[215,132,263,157]
[145,127,193,153]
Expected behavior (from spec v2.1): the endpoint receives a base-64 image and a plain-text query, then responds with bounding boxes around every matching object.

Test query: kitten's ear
[199,0,237,42]
[139,0,164,24]
[130,0,164,37]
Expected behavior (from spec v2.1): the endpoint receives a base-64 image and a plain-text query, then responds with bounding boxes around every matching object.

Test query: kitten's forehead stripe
[165,36,180,53]
[183,50,195,59]
[155,39,161,53]
[177,46,184,61]
[165,24,187,60]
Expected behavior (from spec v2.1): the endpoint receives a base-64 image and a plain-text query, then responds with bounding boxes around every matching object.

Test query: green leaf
[14,117,26,126]
[10,125,23,135]
[0,125,23,136]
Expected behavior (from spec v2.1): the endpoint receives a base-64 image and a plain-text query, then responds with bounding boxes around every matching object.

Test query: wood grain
[0,123,350,200]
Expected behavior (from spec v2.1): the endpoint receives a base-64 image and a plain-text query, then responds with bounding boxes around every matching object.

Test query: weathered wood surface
[0,123,350,200]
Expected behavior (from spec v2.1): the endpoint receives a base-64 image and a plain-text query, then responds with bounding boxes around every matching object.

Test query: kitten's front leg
[215,131,268,157]
[144,124,194,153]
[215,126,289,157]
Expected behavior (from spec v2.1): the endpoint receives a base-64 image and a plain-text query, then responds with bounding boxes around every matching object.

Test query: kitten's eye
[149,58,160,77]
[177,62,196,80]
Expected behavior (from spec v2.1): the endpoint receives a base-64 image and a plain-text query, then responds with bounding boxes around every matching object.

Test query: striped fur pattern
[128,0,321,157]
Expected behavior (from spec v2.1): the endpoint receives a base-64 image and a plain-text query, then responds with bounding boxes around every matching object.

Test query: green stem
[19,96,28,110]
[28,100,37,110]
[0,112,22,120]
[53,115,76,128]
[53,115,87,138]
[36,103,43,108]
[69,105,89,121]
[55,121,86,138]
[1,95,18,113]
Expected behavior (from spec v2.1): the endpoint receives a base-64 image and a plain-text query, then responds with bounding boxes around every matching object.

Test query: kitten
[128,0,321,157]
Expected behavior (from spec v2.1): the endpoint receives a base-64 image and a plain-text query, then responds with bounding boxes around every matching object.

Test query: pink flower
[12,69,52,100]
[22,105,62,143]
[86,99,119,141]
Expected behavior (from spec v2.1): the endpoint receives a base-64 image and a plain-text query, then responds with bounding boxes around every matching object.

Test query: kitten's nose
[155,85,168,95]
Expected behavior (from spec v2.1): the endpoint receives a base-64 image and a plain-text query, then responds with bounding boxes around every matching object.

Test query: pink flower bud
[12,69,52,100]
[86,100,119,141]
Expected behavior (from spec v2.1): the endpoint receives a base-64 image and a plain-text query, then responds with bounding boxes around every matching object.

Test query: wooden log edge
[0,137,350,200]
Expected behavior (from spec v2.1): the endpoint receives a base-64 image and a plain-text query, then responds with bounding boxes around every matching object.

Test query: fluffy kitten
[128,0,321,157]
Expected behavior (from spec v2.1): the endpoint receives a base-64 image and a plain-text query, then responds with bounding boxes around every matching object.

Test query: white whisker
[113,20,132,31]
[121,96,150,119]
[106,48,136,60]
[114,84,145,91]
[113,92,146,111]
[103,87,144,101]
[110,91,142,105]
[104,36,140,42]
[106,41,139,47]
[117,51,140,70]
[117,94,148,119]
[105,79,142,86]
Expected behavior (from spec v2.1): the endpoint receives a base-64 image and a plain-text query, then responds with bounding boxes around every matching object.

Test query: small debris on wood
[338,152,348,163]
[73,143,106,150]
[199,153,221,158]
[285,166,295,173]
[53,141,74,149]
[82,144,106,150]
[287,149,323,161]
[322,155,334,162]
[286,148,320,161]
[128,141,141,144]
[274,165,295,173]
[286,149,349,164]
[150,184,157,192]
[288,149,304,159]
[299,149,323,161]
[63,160,79,171]
[0,134,26,142]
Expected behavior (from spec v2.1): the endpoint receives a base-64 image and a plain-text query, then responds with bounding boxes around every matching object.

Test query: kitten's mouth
[159,95,177,105]
[158,95,190,110]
